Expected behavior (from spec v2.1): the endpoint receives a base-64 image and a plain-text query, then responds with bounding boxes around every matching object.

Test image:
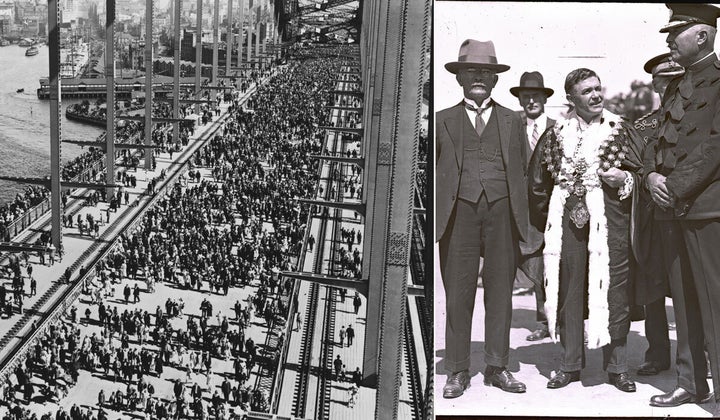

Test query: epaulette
[633,110,655,125]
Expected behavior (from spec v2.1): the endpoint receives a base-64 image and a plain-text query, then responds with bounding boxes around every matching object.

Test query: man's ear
[697,29,709,47]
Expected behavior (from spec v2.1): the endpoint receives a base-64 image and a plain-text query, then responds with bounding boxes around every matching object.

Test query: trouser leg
[439,198,483,373]
[643,297,670,366]
[481,196,517,367]
[603,337,628,374]
[681,219,720,399]
[659,220,708,396]
[558,203,588,373]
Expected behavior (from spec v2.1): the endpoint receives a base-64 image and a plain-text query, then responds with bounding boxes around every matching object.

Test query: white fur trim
[584,187,611,349]
[543,188,611,349]
[543,189,565,344]
[543,112,617,350]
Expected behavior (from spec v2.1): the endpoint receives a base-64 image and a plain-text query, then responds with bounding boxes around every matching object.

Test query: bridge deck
[0,75,278,419]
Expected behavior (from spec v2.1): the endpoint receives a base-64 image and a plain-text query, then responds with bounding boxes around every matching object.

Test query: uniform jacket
[644,53,720,219]
[436,101,529,247]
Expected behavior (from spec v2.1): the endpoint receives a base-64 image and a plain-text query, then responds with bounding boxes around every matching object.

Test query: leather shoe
[443,370,470,399]
[483,367,526,393]
[608,372,636,393]
[526,328,550,341]
[637,361,670,376]
[547,370,580,389]
[699,391,714,404]
[512,287,533,296]
[650,387,699,407]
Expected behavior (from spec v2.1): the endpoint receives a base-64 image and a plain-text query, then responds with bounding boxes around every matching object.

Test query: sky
[434,2,720,119]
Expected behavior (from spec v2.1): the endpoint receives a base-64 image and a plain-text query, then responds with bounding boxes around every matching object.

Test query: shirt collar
[464,97,494,111]
[527,113,547,128]
[568,109,606,130]
[687,51,717,73]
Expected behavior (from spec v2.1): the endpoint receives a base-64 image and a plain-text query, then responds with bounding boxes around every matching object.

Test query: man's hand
[646,172,674,208]
[598,167,627,188]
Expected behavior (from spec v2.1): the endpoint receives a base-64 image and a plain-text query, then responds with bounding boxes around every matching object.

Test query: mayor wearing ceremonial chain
[529,68,644,392]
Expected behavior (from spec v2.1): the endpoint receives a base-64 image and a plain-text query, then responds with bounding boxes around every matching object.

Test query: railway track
[290,70,349,419]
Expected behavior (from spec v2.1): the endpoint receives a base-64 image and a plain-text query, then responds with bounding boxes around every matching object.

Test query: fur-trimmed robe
[528,110,643,349]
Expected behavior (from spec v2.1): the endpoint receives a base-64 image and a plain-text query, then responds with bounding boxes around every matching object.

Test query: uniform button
[479,168,485,173]
[451,195,455,201]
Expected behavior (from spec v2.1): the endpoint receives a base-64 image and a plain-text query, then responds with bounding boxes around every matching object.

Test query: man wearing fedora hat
[644,3,720,408]
[510,71,556,342]
[629,53,684,380]
[437,39,529,398]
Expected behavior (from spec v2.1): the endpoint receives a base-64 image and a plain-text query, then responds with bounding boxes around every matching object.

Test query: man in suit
[644,3,720,408]
[510,71,556,342]
[630,53,684,377]
[437,39,529,398]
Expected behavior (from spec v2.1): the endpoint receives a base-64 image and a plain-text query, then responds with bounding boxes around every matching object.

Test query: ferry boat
[25,46,39,57]
[18,38,35,47]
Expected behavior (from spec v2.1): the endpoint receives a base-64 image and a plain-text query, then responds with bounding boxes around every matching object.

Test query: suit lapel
[445,103,469,166]
[495,105,512,165]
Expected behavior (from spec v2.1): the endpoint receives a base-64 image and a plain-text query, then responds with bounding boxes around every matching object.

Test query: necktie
[466,103,488,136]
[475,110,486,136]
[530,122,539,152]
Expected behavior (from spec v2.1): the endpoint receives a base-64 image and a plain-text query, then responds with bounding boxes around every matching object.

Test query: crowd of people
[0,187,50,239]
[0,53,353,419]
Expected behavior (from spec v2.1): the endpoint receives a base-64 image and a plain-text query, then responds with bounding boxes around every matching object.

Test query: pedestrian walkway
[434,247,715,417]
[0,84,238,357]
[0,74,277,418]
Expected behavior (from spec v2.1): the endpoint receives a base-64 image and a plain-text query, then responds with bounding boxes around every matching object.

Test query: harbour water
[0,44,103,205]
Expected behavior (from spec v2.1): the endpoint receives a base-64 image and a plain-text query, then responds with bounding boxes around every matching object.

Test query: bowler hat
[444,39,510,74]
[643,52,685,77]
[660,3,720,33]
[509,71,554,97]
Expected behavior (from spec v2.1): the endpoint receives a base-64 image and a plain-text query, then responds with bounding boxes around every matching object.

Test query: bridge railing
[2,125,163,242]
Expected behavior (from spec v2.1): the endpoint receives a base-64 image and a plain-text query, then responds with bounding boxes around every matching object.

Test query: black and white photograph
[435,1,720,418]
[0,0,430,419]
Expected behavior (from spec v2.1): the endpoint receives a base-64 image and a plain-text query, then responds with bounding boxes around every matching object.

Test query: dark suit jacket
[520,114,556,259]
[435,101,529,249]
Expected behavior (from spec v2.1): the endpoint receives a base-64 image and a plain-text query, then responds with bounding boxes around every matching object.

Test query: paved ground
[434,245,717,418]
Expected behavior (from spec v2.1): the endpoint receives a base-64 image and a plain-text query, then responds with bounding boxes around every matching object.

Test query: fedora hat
[444,39,510,74]
[510,71,554,97]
